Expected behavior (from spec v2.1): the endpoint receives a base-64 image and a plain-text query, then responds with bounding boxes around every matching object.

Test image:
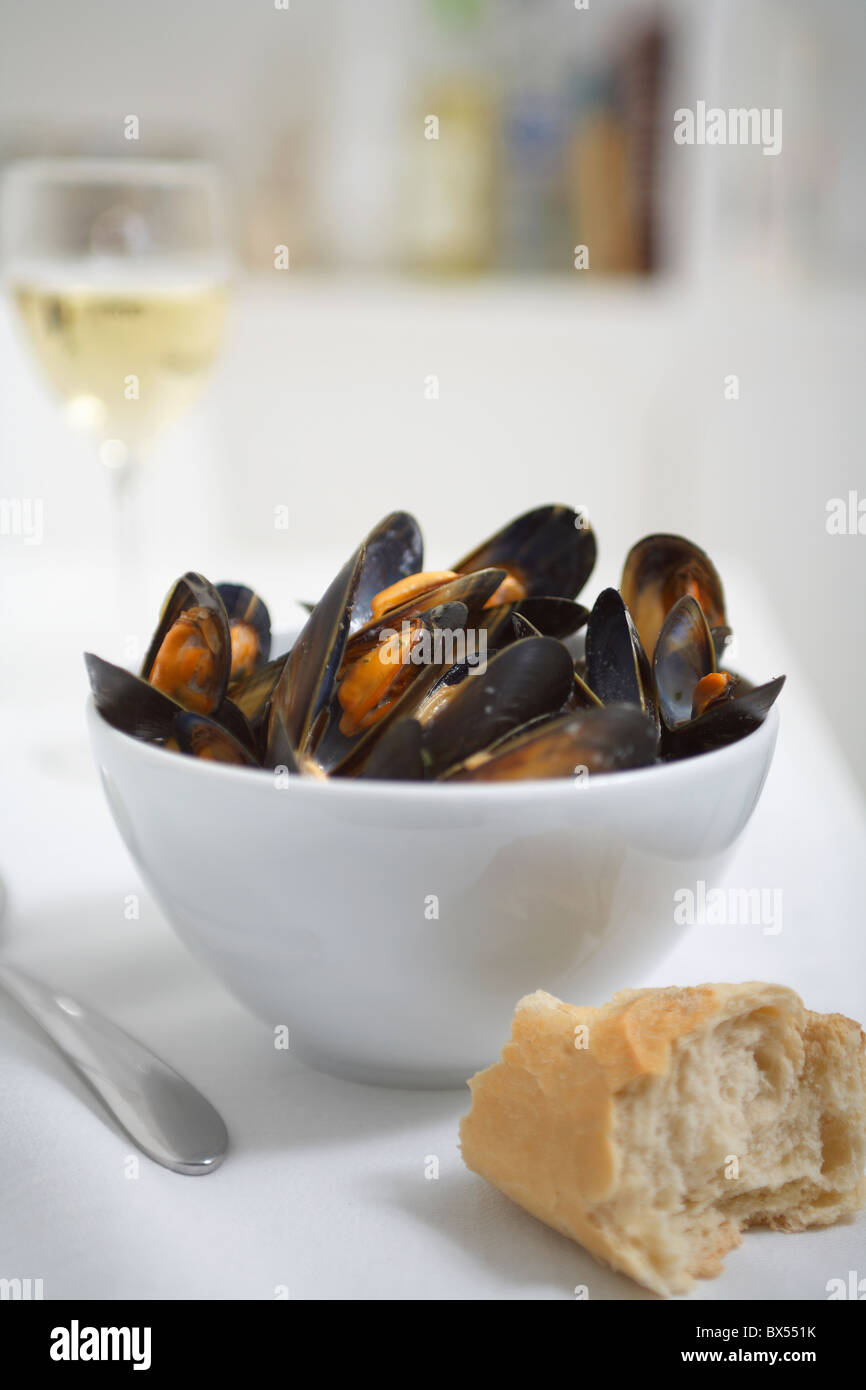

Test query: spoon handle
[0,962,228,1175]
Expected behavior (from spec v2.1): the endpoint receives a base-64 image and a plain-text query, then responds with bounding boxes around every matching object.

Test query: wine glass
[1,157,231,614]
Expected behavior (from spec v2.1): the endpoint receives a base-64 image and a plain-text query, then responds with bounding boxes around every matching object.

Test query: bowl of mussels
[86,506,784,1087]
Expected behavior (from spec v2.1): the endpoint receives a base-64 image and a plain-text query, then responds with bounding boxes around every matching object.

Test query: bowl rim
[86,694,780,802]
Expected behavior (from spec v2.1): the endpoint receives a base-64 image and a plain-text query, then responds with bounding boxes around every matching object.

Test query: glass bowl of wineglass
[1,157,231,598]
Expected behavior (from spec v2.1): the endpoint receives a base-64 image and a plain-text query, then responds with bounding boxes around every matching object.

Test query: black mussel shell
[217,583,272,679]
[662,676,785,760]
[174,712,259,766]
[453,505,596,601]
[268,544,366,758]
[86,653,180,742]
[515,596,590,639]
[443,705,659,782]
[482,596,589,647]
[585,588,657,727]
[620,534,726,661]
[263,710,301,773]
[653,595,716,732]
[351,512,424,632]
[509,610,542,641]
[140,572,231,715]
[359,718,425,781]
[419,636,575,780]
[211,697,259,758]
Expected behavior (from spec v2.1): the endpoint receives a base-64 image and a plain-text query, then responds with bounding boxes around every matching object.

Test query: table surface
[1,569,864,1302]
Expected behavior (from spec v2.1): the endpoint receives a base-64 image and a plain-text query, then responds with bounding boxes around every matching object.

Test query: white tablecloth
[1,574,864,1301]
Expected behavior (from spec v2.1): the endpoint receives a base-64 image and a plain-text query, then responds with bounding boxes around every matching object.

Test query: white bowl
[86,696,779,1088]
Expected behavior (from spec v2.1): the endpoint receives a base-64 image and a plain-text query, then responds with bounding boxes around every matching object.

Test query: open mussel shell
[585,588,658,727]
[620,534,726,661]
[662,675,785,760]
[382,635,574,781]
[322,600,470,773]
[140,572,231,716]
[217,583,271,680]
[268,544,366,758]
[443,705,659,782]
[350,512,424,632]
[85,653,180,742]
[653,595,716,731]
[453,505,597,602]
[329,662,447,778]
[174,711,260,766]
[336,598,471,740]
[346,567,505,657]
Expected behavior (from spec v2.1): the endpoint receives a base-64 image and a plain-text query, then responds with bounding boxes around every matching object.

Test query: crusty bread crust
[459,984,866,1296]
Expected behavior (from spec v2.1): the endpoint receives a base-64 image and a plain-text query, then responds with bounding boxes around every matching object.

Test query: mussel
[621,534,726,660]
[350,511,424,631]
[336,600,469,738]
[585,588,658,732]
[174,711,259,766]
[442,706,659,782]
[267,544,366,760]
[453,504,596,605]
[85,652,181,742]
[653,594,784,758]
[140,572,231,716]
[653,595,717,731]
[217,584,271,681]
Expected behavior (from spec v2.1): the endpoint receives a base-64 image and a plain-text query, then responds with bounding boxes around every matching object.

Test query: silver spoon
[0,888,228,1175]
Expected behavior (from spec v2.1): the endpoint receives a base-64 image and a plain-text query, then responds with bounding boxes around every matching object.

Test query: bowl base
[289,1039,476,1091]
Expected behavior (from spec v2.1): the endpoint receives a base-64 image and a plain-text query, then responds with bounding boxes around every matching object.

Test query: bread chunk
[459,984,866,1296]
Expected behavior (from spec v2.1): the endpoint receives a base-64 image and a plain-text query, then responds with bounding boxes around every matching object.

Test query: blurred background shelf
[1,0,863,282]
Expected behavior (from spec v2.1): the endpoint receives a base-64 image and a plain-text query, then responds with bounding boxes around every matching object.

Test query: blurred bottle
[244,125,314,271]
[565,62,645,278]
[401,0,496,274]
[496,7,569,274]
[618,20,669,275]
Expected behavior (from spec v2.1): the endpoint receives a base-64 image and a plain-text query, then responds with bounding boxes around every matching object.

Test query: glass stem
[107,451,144,660]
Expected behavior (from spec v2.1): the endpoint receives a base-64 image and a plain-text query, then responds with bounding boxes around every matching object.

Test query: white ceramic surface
[87,697,779,1087]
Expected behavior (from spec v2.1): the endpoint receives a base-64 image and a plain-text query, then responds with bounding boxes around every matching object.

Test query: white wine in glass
[2,159,230,607]
[13,270,228,459]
